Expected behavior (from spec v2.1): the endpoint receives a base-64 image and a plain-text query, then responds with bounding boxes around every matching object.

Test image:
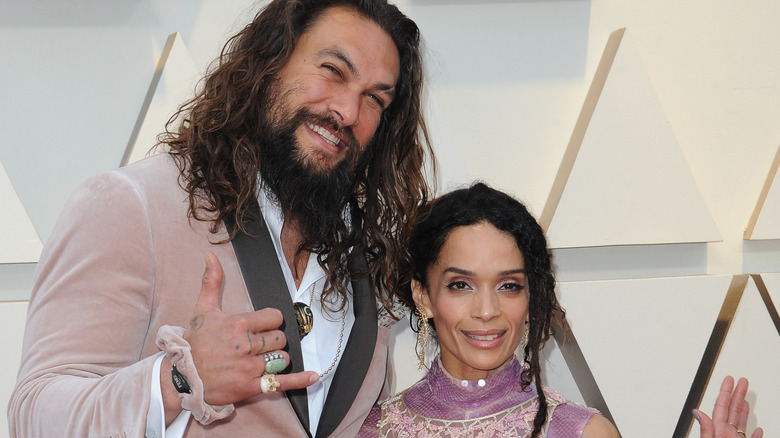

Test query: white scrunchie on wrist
[155,325,235,424]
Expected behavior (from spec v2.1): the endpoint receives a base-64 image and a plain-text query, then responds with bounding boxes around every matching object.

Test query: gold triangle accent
[744,144,780,239]
[539,28,625,233]
[673,274,748,437]
[551,310,619,433]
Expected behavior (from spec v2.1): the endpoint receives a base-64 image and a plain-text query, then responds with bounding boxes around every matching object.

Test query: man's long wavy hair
[161,0,433,312]
[401,183,564,438]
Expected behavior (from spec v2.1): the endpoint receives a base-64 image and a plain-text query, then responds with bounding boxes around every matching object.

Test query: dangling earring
[521,320,531,371]
[415,306,430,370]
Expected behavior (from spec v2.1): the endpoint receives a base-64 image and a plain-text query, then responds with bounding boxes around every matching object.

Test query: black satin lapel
[225,213,310,435]
[315,249,378,438]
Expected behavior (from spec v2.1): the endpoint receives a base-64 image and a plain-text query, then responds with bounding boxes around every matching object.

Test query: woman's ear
[411,279,433,318]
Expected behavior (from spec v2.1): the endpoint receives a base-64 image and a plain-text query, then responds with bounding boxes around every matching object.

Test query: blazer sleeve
[8,169,160,437]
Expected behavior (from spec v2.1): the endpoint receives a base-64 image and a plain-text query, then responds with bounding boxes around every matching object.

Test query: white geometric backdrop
[2,1,780,437]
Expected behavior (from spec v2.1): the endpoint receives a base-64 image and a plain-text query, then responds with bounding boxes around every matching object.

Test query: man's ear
[411,279,433,318]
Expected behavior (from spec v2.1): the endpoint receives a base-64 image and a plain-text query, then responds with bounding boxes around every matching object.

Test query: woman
[359,183,762,438]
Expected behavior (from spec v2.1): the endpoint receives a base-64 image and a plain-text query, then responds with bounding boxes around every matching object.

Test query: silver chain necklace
[296,282,346,379]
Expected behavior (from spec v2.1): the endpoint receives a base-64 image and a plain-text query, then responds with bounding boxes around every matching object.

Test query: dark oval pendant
[293,301,314,339]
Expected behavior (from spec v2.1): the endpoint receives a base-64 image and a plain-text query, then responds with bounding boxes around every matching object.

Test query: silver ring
[264,352,284,362]
[263,352,287,374]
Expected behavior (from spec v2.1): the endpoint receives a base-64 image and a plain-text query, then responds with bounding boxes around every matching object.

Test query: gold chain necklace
[293,282,346,379]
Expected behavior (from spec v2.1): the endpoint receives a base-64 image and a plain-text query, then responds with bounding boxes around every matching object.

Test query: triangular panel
[123,32,199,166]
[0,161,42,263]
[744,144,780,240]
[541,28,720,248]
[540,336,588,406]
[688,275,780,438]
[557,275,730,437]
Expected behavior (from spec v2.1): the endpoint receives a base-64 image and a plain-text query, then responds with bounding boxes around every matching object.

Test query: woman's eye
[446,281,470,290]
[499,282,525,292]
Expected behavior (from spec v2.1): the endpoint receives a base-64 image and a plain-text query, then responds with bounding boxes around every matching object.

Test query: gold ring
[260,374,280,393]
[729,423,746,438]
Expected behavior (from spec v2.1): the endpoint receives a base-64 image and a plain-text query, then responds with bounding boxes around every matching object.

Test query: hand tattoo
[189,314,204,330]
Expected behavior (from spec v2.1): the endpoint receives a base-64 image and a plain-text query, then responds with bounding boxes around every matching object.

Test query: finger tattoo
[246,331,253,355]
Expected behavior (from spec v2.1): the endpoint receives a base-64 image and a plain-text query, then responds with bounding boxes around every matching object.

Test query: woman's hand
[693,376,763,438]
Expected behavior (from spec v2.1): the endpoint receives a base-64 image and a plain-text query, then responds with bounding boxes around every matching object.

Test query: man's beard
[259,104,365,253]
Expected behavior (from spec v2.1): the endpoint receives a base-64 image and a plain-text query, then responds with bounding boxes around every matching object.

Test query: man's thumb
[194,251,224,312]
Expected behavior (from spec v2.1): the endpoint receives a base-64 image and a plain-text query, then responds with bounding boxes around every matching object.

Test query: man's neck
[280,216,310,289]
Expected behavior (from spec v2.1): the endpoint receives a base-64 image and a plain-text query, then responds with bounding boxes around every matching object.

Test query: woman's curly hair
[401,182,564,438]
[160,0,434,311]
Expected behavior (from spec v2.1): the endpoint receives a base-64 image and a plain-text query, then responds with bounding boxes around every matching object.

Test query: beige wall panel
[123,32,199,166]
[406,0,590,214]
[690,276,780,437]
[0,301,28,438]
[390,315,425,393]
[557,275,730,437]
[0,162,42,264]
[544,29,720,248]
[539,333,587,406]
[425,94,471,193]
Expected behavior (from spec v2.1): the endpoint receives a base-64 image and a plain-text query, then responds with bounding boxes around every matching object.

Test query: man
[8,0,433,436]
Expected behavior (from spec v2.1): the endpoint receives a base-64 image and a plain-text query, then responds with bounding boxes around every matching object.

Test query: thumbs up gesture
[183,252,318,405]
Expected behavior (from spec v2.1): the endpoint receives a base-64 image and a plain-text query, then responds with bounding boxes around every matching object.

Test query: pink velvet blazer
[9,154,391,437]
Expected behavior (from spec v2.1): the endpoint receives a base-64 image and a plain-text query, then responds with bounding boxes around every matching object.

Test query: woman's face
[413,222,529,380]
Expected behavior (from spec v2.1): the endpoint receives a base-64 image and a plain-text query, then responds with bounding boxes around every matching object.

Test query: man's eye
[367,93,385,109]
[323,64,342,77]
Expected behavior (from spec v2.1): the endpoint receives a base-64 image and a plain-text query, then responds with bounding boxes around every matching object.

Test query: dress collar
[415,356,532,412]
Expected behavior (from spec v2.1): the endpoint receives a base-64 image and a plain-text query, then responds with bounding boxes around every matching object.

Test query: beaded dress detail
[359,356,598,438]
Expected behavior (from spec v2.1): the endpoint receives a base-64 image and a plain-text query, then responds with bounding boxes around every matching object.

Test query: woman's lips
[462,330,506,348]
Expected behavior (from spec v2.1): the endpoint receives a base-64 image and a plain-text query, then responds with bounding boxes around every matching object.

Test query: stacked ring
[260,374,280,393]
[264,352,287,374]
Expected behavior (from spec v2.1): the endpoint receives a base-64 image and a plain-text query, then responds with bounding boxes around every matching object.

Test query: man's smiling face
[271,6,400,173]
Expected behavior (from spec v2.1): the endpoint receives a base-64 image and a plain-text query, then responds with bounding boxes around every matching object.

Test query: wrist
[159,356,185,426]
[171,363,192,394]
[155,325,235,425]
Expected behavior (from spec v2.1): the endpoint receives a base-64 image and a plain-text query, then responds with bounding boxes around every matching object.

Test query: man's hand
[184,252,318,405]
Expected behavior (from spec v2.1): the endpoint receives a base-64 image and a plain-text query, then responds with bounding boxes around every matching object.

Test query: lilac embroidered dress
[359,356,598,437]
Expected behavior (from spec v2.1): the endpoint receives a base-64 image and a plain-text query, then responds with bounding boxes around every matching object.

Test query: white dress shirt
[258,187,356,436]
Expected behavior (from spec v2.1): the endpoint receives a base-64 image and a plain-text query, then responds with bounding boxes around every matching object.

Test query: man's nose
[328,90,361,127]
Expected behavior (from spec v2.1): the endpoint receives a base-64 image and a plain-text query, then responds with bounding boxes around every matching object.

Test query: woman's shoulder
[543,387,619,438]
[581,414,620,438]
